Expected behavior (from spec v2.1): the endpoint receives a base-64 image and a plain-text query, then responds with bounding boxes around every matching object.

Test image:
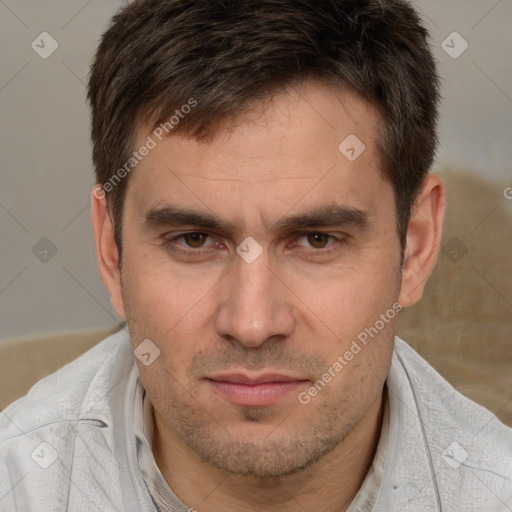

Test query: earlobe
[90,185,126,320]
[399,174,445,307]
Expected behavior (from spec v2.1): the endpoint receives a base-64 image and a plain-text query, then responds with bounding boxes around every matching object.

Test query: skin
[91,82,445,511]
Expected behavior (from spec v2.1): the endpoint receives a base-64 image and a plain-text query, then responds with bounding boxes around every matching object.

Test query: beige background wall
[1,0,511,343]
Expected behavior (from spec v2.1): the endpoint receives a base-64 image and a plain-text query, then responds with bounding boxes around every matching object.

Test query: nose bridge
[239,257,272,308]
[215,253,294,347]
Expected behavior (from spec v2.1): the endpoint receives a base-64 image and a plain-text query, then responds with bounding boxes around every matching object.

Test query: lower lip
[207,380,307,407]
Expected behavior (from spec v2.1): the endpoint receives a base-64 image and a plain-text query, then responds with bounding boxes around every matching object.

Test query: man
[1,0,511,510]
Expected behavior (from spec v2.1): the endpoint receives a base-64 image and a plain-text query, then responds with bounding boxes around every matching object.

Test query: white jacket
[1,330,511,511]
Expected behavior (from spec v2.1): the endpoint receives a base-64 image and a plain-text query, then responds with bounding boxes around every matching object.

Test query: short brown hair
[88,0,440,258]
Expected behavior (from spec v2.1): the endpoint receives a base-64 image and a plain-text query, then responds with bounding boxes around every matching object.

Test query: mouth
[206,372,310,407]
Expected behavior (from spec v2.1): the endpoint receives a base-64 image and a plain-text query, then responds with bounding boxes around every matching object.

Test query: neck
[152,387,385,512]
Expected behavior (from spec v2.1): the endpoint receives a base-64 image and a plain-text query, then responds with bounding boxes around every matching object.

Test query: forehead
[125,83,390,223]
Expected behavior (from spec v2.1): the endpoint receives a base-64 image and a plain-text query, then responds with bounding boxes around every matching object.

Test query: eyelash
[163,231,345,257]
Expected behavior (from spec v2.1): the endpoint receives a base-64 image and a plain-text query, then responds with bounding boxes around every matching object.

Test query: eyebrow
[143,203,370,234]
[144,206,233,232]
[272,204,369,232]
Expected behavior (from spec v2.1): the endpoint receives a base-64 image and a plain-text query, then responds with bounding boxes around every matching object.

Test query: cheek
[121,267,210,375]
[289,259,399,336]
[284,255,400,392]
[123,249,218,327]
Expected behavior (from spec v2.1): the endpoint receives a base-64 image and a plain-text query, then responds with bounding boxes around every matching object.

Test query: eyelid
[289,231,347,251]
[297,231,338,247]
[164,231,218,249]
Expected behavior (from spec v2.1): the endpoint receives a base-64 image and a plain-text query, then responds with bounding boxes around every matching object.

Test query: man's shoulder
[388,337,512,510]
[0,329,146,511]
[0,328,133,439]
[393,336,512,435]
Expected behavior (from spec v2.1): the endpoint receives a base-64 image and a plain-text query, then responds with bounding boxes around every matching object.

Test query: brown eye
[306,233,331,249]
[182,232,209,248]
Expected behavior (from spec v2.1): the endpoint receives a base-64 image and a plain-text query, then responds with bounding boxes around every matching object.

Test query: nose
[214,252,296,348]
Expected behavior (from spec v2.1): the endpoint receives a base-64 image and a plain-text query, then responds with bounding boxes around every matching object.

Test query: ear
[90,185,126,319]
[399,174,445,307]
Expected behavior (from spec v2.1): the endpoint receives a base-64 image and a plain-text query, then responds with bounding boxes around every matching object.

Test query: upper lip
[207,373,308,385]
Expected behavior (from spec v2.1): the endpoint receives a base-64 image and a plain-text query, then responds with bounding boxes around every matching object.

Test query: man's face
[119,83,402,477]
